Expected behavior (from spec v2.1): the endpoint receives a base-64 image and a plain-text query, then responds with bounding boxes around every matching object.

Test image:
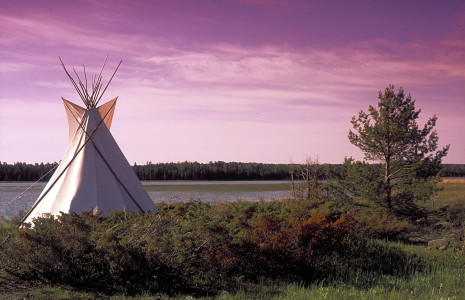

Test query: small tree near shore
[301,156,324,202]
[348,85,449,211]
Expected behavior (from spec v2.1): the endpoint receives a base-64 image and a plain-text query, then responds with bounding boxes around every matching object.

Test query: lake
[0,181,293,219]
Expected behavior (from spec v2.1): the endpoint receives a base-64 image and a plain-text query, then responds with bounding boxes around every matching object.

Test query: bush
[444,200,465,226]
[1,214,102,289]
[351,211,409,239]
[0,199,428,296]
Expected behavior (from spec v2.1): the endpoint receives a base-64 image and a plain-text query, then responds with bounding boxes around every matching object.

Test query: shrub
[444,200,465,226]
[351,211,409,239]
[0,199,429,296]
[1,214,109,290]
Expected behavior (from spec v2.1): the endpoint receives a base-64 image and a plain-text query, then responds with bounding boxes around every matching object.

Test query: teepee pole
[92,73,103,106]
[95,60,122,107]
[60,56,121,108]
[60,58,88,107]
[83,65,88,94]
[73,67,91,107]
[82,65,90,104]
[90,55,108,107]
[59,59,85,102]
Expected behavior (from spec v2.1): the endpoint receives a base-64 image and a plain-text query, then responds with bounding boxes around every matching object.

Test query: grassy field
[434,178,465,207]
[144,181,295,193]
[143,178,465,200]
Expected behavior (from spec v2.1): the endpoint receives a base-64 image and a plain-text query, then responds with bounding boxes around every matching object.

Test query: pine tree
[348,85,449,211]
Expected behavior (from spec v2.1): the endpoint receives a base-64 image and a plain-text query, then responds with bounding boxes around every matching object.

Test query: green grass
[143,179,465,202]
[434,178,465,207]
[144,182,301,193]
[3,242,465,300]
[16,256,465,300]
[201,241,465,299]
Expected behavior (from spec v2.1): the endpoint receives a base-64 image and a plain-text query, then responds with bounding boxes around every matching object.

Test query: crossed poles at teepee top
[20,101,144,225]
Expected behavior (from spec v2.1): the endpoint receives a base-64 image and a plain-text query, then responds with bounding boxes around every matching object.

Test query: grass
[3,246,465,300]
[143,178,465,202]
[433,178,465,207]
[11,256,465,300]
[197,241,465,299]
[144,181,302,193]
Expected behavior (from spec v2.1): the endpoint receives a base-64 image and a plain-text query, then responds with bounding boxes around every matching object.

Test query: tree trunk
[385,157,392,209]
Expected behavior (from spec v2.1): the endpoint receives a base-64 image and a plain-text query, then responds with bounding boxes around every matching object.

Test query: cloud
[0,61,37,73]
[91,37,462,135]
[0,14,170,63]
[1,2,464,163]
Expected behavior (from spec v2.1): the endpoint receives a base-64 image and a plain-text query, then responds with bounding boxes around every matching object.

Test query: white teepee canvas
[23,59,156,223]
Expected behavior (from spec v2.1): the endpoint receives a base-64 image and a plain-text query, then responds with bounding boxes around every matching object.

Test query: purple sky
[1,0,464,164]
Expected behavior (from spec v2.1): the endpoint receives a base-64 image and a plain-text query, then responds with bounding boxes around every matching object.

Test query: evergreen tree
[348,85,449,211]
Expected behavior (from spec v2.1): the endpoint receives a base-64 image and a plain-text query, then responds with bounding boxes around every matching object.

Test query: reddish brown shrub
[259,213,354,263]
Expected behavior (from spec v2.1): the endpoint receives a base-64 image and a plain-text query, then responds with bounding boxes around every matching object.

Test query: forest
[0,161,464,182]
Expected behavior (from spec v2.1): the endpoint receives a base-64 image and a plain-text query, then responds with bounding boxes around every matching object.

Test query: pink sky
[1,0,464,164]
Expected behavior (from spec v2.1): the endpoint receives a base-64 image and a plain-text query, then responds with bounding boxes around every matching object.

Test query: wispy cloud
[0,61,37,73]
[1,1,464,163]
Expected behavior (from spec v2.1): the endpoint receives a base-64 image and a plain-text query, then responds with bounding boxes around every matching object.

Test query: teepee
[22,58,156,224]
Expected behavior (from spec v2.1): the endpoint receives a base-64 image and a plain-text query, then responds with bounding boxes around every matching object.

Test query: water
[0,182,47,219]
[0,181,291,219]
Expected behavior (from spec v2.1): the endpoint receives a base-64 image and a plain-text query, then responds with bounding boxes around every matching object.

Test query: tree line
[134,161,304,180]
[0,162,58,182]
[0,161,463,182]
